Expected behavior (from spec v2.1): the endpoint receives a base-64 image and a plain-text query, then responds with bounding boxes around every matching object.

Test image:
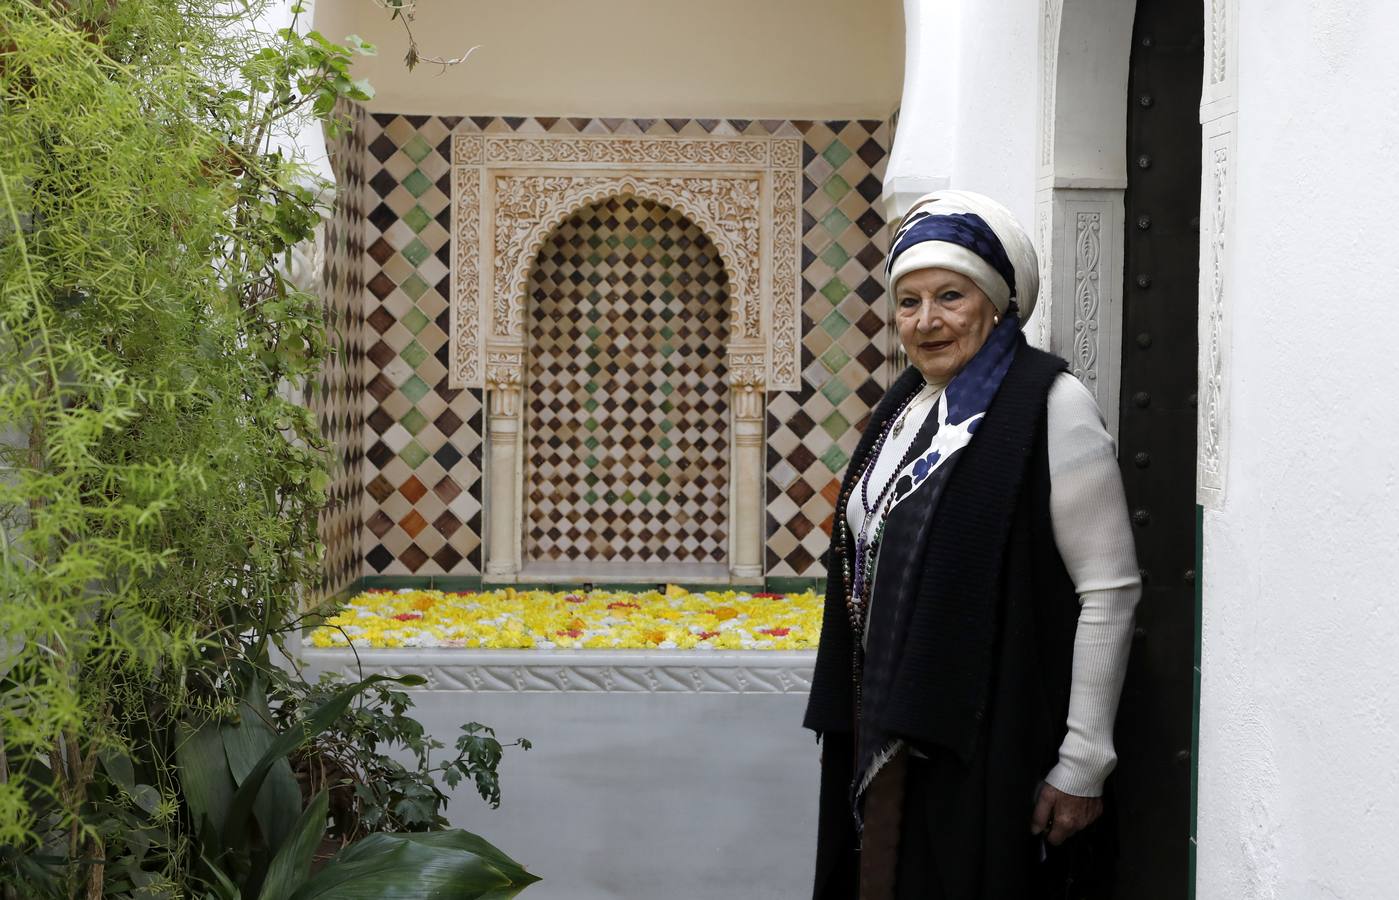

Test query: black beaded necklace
[833,385,937,701]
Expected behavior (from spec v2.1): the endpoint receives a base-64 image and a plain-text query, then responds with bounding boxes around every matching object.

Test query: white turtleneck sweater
[845,372,1141,797]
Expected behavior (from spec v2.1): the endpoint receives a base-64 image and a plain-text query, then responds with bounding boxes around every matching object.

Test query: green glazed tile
[639,491,652,504]
[401,238,430,268]
[820,241,850,269]
[659,325,674,340]
[822,139,853,167]
[399,273,429,301]
[821,207,852,238]
[583,489,598,503]
[659,381,674,395]
[584,454,598,468]
[401,134,433,163]
[822,174,851,202]
[399,407,428,435]
[656,491,671,505]
[584,397,598,412]
[584,473,599,487]
[821,409,850,439]
[821,344,851,374]
[402,170,432,198]
[621,490,635,503]
[820,443,851,472]
[821,377,853,406]
[400,374,430,403]
[401,307,430,334]
[400,340,428,369]
[584,435,599,449]
[400,440,429,469]
[658,436,672,449]
[820,308,850,339]
[403,205,431,233]
[820,277,851,304]
[585,325,601,340]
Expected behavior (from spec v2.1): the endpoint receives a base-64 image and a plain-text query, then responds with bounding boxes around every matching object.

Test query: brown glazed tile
[398,475,427,503]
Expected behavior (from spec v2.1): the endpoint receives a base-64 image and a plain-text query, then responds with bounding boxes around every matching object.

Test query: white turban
[886,190,1040,321]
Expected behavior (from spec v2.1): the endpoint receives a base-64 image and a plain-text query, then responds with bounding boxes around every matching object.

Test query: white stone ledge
[298,648,817,694]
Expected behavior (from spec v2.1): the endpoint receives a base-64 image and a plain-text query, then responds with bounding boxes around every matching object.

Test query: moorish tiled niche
[352,113,894,584]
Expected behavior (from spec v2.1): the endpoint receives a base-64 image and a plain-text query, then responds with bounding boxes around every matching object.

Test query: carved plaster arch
[492,174,761,346]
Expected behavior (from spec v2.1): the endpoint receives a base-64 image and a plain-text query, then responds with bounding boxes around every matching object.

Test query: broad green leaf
[357,830,541,892]
[177,718,236,836]
[222,677,301,855]
[258,789,329,900]
[287,833,528,900]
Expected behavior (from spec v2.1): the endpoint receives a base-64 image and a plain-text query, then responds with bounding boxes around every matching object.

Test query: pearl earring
[993,313,1001,325]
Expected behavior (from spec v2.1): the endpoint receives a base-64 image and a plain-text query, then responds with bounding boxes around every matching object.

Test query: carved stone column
[485,355,523,578]
[729,353,766,580]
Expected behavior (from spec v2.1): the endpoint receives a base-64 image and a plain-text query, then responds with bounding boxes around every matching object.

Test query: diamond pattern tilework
[359,114,896,578]
[362,112,482,576]
[525,196,729,564]
[312,101,368,601]
[765,119,895,577]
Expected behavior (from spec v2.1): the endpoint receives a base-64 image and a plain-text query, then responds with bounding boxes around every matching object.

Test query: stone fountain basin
[298,647,819,900]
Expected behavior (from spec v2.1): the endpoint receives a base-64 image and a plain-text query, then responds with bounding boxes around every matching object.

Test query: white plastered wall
[1195,1,1399,897]
[312,0,902,119]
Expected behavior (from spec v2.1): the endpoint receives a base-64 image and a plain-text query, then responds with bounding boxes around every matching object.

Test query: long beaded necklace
[837,385,938,705]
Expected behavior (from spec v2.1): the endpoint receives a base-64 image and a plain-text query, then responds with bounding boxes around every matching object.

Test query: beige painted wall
[313,0,902,118]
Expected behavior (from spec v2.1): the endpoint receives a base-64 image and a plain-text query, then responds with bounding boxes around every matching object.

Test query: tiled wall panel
[313,102,367,599]
[359,114,894,580]
[526,196,729,564]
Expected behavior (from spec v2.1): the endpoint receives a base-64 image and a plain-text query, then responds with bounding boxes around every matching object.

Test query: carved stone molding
[479,135,771,168]
[1047,191,1124,438]
[449,132,802,392]
[768,167,801,388]
[301,649,815,694]
[1198,123,1234,508]
[1072,211,1102,385]
[450,166,483,387]
[492,173,762,343]
[1198,0,1236,508]
[485,350,523,419]
[1039,0,1064,171]
[728,351,767,423]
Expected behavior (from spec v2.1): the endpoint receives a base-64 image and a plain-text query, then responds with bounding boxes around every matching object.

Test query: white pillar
[729,372,765,581]
[485,368,522,578]
[881,0,962,223]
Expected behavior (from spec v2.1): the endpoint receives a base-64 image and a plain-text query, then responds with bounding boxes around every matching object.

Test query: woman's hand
[1030,782,1103,845]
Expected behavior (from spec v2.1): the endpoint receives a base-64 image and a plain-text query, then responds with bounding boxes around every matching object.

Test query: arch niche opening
[520,195,733,579]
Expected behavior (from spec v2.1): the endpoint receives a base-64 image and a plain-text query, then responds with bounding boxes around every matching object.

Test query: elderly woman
[804,191,1140,900]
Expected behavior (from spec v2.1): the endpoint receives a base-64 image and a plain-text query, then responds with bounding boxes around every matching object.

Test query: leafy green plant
[0,2,534,897]
[273,672,531,838]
